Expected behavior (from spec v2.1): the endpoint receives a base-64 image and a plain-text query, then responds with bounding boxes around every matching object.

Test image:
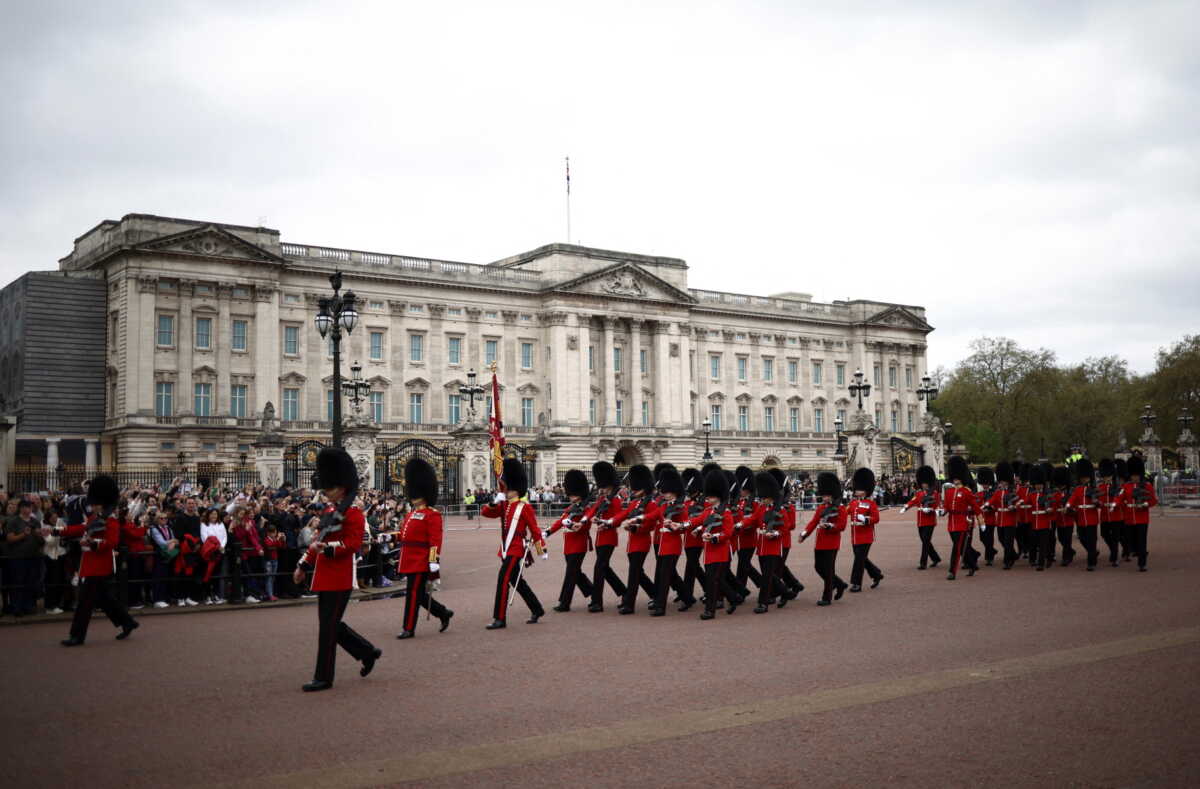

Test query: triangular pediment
[551,262,695,304]
[862,306,933,333]
[136,225,285,265]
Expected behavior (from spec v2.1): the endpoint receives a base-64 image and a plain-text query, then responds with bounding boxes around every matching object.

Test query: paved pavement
[4,511,1199,788]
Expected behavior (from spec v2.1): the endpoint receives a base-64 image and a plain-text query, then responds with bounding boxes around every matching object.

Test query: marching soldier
[1053,465,1076,566]
[611,465,659,615]
[988,462,1021,569]
[1065,458,1101,571]
[584,461,627,612]
[768,468,803,604]
[544,469,595,612]
[482,458,547,628]
[291,449,381,691]
[901,465,942,569]
[1114,458,1133,561]
[1026,464,1057,571]
[943,456,979,580]
[56,475,139,646]
[1096,459,1123,567]
[732,465,763,595]
[740,470,790,613]
[1015,463,1035,562]
[678,468,707,607]
[799,471,848,606]
[648,466,695,616]
[975,466,999,566]
[846,468,882,592]
[691,469,740,620]
[395,458,453,639]
[1112,456,1158,571]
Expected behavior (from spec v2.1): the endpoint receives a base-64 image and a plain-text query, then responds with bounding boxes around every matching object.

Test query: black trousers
[1016,523,1032,557]
[558,552,594,607]
[813,549,844,602]
[590,545,627,607]
[69,576,135,642]
[620,551,657,609]
[1129,522,1149,568]
[997,526,1019,568]
[1120,521,1134,558]
[1100,522,1122,563]
[494,554,544,621]
[979,525,997,562]
[917,526,941,567]
[314,589,375,683]
[948,530,979,575]
[653,553,693,610]
[703,561,739,614]
[1076,525,1099,568]
[1035,529,1054,569]
[681,546,705,600]
[1056,527,1076,563]
[757,554,780,605]
[778,547,801,594]
[401,571,449,632]
[849,543,881,587]
[735,546,763,591]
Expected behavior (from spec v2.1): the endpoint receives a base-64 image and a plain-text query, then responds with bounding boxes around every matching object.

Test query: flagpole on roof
[565,155,571,244]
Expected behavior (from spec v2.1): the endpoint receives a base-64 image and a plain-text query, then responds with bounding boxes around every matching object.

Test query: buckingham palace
[1,213,938,493]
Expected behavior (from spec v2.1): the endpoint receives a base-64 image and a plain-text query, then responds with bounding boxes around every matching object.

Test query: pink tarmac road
[3,511,1199,788]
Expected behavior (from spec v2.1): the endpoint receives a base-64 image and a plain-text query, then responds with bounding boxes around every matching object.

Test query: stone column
[576,314,593,426]
[85,439,99,472]
[602,317,617,425]
[136,276,157,414]
[178,280,195,415]
[216,282,233,416]
[451,426,493,493]
[46,437,61,488]
[546,312,570,427]
[252,424,287,489]
[343,421,381,489]
[1179,429,1198,475]
[0,417,16,487]
[390,300,409,421]
[428,303,446,422]
[305,294,326,421]
[629,319,644,428]
[653,322,671,427]
[531,431,560,488]
[253,286,280,415]
[677,322,692,429]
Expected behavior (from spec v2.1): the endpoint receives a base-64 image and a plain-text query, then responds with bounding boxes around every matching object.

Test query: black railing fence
[6,465,260,494]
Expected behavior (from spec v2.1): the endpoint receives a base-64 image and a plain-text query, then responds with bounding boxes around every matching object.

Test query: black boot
[396,629,414,639]
[485,619,506,630]
[439,609,453,632]
[116,621,139,640]
[303,680,333,692]
[360,647,382,677]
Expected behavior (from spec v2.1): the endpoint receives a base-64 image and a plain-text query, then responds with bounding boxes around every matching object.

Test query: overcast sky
[2,0,1196,373]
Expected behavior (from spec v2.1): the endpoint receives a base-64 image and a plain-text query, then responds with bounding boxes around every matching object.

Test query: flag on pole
[565,156,570,196]
[488,363,505,481]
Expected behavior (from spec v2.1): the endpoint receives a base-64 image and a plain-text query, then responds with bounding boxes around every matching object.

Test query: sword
[508,539,533,610]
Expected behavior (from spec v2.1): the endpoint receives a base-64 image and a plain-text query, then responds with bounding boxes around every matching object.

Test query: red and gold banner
[488,367,505,481]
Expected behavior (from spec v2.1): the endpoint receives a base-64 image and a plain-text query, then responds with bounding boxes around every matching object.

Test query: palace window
[194,383,212,417]
[710,354,721,380]
[905,366,913,389]
[448,394,461,424]
[642,401,649,426]
[370,331,384,361]
[370,392,384,423]
[589,399,596,425]
[155,382,173,417]
[710,404,722,430]
[521,397,534,427]
[890,408,898,433]
[195,317,212,350]
[283,326,299,355]
[763,358,774,382]
[230,384,247,418]
[282,389,299,421]
[836,363,846,386]
[787,359,798,384]
[889,365,898,388]
[615,400,624,425]
[613,346,622,373]
[410,334,423,362]
[789,407,799,432]
[232,320,247,351]
[764,406,775,432]
[448,336,462,365]
[485,339,498,365]
[157,315,174,347]
[737,405,749,431]
[873,364,882,387]
[409,393,424,423]
[640,349,648,373]
[521,342,534,370]
[326,390,334,420]
[813,407,824,433]
[737,356,747,382]
[812,361,823,386]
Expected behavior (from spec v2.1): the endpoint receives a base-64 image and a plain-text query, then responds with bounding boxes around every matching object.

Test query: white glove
[429,562,440,573]
[562,518,573,528]
[936,509,946,517]
[540,551,550,561]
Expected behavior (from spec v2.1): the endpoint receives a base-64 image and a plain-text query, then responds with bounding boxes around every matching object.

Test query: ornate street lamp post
[943,421,954,469]
[701,418,713,461]
[313,271,358,447]
[343,361,372,422]
[849,368,872,411]
[917,374,938,409]
[459,368,486,424]
[1180,407,1194,435]
[1140,404,1157,433]
[834,415,846,456]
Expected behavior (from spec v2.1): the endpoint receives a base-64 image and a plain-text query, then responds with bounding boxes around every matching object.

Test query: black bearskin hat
[1052,465,1072,489]
[628,464,654,494]
[1073,458,1094,482]
[1039,462,1054,485]
[816,471,841,501]
[404,458,439,507]
[916,465,937,488]
[976,466,996,487]
[723,470,736,492]
[653,463,676,484]
[592,461,617,489]
[767,467,786,487]
[1114,458,1129,481]
[852,467,876,495]
[658,467,684,496]
[735,465,754,494]
[1127,456,1146,479]
[681,467,701,494]
[701,462,723,478]
[1097,458,1116,479]
[86,475,120,510]
[1014,462,1028,483]
[947,456,971,485]
[995,461,1015,485]
[503,457,528,496]
[315,448,359,495]
[703,469,728,501]
[1028,464,1046,486]
[563,469,589,499]
[755,470,782,501]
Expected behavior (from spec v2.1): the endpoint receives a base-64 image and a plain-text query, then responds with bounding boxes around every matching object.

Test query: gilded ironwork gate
[375,439,460,502]
[890,437,925,474]
[503,442,537,489]
[283,440,327,488]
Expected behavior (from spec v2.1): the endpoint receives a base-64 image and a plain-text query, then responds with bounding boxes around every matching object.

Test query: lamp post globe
[701,418,713,461]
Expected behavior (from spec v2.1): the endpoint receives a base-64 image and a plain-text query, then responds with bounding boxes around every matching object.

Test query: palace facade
[8,213,934,488]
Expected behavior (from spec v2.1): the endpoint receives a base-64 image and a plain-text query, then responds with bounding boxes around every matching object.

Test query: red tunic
[583,494,625,549]
[1113,482,1157,525]
[611,495,657,554]
[683,499,705,549]
[1096,482,1122,523]
[482,499,545,558]
[801,504,847,551]
[903,489,940,528]
[740,502,786,557]
[1066,485,1101,527]
[689,506,734,565]
[303,506,365,592]
[63,516,120,578]
[657,499,688,556]
[396,506,444,573]
[1026,489,1058,531]
[978,488,998,528]
[987,487,1021,528]
[943,486,976,533]
[1015,484,1033,524]
[846,498,879,545]
[545,504,591,556]
[733,496,757,550]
